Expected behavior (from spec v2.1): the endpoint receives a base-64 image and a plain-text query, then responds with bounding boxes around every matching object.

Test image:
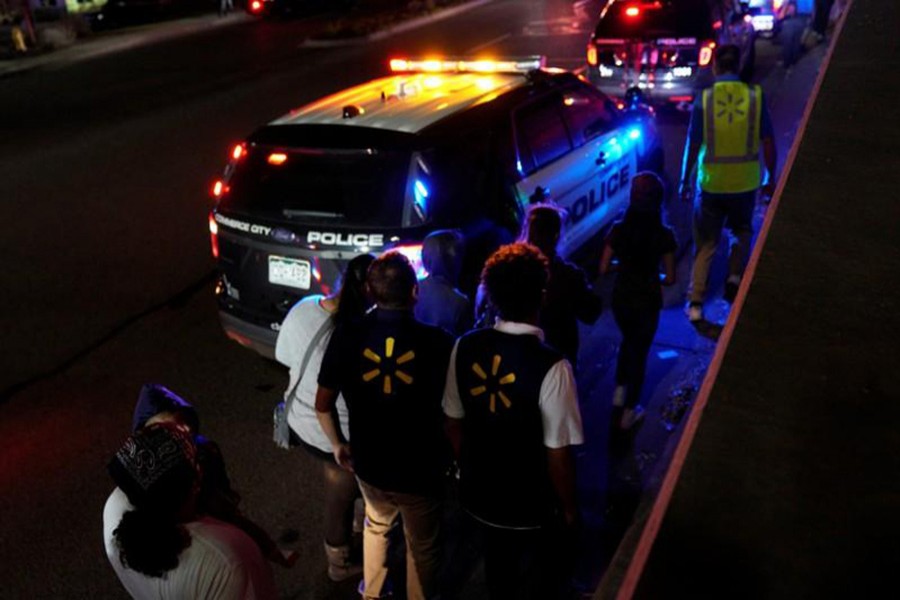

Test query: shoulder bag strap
[284,315,333,414]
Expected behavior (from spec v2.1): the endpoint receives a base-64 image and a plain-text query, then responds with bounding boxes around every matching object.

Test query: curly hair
[480,243,549,323]
[114,509,192,577]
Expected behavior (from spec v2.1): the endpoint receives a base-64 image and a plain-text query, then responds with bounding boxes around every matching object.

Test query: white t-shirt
[275,295,350,453]
[103,488,277,600]
[442,320,584,449]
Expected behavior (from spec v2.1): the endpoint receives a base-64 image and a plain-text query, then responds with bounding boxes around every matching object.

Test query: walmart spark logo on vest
[363,337,415,395]
[470,354,516,413]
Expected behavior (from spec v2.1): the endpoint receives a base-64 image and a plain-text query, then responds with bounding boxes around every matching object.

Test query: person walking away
[679,44,777,323]
[444,243,584,600]
[779,0,806,72]
[219,0,233,17]
[316,252,454,600]
[600,173,676,430]
[812,0,835,41]
[131,383,295,568]
[414,229,472,337]
[103,423,277,599]
[275,254,375,581]
[521,204,603,367]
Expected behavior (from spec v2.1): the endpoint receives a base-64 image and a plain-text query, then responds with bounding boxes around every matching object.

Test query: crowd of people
[100,42,782,600]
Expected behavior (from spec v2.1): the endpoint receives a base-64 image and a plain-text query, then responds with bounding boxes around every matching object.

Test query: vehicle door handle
[596,151,607,166]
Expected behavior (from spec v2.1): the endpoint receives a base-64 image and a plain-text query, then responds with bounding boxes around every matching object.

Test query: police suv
[586,0,756,105]
[208,57,662,356]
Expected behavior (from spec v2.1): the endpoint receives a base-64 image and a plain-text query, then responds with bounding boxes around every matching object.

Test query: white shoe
[686,302,704,322]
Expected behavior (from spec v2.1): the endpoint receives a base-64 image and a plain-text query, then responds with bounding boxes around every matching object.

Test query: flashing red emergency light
[231,143,246,161]
[249,0,262,13]
[624,6,640,17]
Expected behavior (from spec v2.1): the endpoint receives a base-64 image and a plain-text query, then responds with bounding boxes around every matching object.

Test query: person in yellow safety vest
[678,44,777,323]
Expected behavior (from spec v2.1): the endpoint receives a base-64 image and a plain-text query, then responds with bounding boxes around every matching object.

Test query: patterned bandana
[114,423,197,493]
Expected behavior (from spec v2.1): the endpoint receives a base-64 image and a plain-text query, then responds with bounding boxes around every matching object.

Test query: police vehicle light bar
[389,57,546,74]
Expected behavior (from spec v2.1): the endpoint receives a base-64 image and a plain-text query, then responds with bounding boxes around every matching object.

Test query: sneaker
[686,302,703,322]
[620,406,646,430]
[723,276,740,304]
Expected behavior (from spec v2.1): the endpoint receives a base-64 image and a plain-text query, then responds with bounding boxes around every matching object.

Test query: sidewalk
[0,11,252,79]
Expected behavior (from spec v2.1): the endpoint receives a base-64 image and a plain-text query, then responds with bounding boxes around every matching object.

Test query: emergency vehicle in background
[744,0,786,36]
[208,57,662,357]
[585,0,756,106]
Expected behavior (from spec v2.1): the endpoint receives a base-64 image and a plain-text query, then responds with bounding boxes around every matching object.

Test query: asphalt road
[0,1,825,598]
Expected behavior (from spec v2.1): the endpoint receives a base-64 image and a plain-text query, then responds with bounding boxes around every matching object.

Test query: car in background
[744,0,785,37]
[207,57,662,356]
[585,0,756,107]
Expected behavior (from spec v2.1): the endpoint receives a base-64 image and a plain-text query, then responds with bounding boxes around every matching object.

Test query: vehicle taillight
[587,45,598,66]
[211,179,229,198]
[249,0,262,13]
[267,152,288,165]
[699,42,715,67]
[625,6,640,18]
[209,214,219,259]
[231,143,246,161]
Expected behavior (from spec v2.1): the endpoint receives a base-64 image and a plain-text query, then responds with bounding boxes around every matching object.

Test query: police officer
[679,44,777,322]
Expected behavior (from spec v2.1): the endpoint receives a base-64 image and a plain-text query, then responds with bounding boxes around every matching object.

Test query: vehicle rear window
[223,144,411,227]
[593,0,713,40]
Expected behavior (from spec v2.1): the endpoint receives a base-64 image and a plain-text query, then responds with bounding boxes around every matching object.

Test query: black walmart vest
[455,327,562,528]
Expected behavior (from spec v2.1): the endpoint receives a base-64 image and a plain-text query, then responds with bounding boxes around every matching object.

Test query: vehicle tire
[741,38,757,82]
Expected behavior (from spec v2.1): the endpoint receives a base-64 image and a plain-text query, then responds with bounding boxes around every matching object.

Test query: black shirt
[318,308,454,495]
[540,255,603,365]
[606,217,677,311]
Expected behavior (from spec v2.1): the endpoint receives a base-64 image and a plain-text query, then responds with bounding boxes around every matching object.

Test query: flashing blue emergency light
[628,128,641,140]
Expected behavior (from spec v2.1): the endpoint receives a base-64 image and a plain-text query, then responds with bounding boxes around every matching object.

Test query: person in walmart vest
[444,243,584,600]
[679,44,777,323]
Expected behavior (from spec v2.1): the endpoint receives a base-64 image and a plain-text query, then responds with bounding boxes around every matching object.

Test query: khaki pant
[689,190,757,304]
[357,479,442,600]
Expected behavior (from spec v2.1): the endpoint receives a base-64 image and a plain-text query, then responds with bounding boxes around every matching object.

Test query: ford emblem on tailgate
[271,228,297,243]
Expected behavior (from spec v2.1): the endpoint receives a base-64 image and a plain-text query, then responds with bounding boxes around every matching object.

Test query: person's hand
[333,442,354,472]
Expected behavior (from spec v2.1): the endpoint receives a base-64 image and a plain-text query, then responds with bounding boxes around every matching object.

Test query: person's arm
[679,101,703,200]
[599,243,615,276]
[661,252,676,286]
[441,341,464,460]
[571,265,603,325]
[547,446,579,527]
[315,386,352,471]
[760,96,778,197]
[538,359,584,527]
[761,136,777,197]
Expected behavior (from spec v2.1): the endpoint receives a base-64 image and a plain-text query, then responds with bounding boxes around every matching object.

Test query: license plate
[268,256,311,290]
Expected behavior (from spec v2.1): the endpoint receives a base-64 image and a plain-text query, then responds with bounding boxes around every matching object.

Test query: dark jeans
[479,519,571,600]
[781,16,807,67]
[613,304,661,409]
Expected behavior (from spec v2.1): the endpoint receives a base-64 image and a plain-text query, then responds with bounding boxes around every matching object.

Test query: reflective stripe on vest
[699,81,762,193]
